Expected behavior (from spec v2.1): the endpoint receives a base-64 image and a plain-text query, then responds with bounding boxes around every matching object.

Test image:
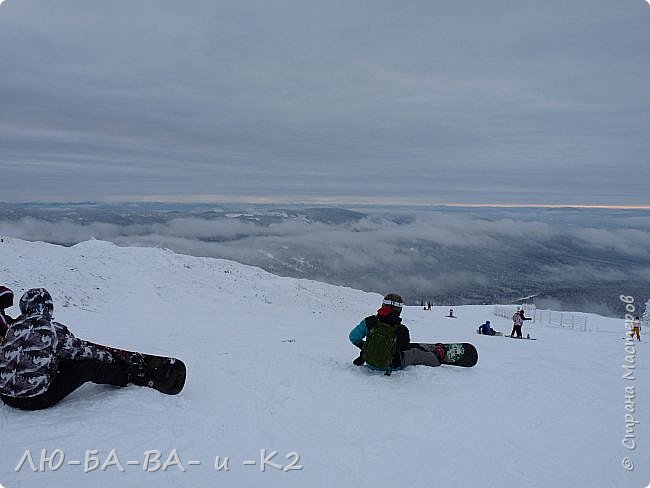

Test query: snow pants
[402,345,441,367]
[510,325,522,338]
[0,358,129,410]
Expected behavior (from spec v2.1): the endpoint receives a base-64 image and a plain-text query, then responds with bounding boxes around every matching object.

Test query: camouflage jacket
[0,314,116,398]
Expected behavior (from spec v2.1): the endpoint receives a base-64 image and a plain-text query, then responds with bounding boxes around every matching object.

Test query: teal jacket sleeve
[349,319,368,346]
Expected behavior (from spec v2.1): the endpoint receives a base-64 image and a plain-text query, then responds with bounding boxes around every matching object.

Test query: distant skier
[478,320,496,336]
[0,285,16,341]
[0,288,148,410]
[630,316,641,341]
[510,309,532,338]
[349,293,446,372]
[447,308,455,318]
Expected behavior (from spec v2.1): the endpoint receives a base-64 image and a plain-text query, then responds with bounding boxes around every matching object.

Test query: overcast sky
[0,0,649,205]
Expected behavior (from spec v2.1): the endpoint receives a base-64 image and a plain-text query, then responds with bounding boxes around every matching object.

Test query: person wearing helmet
[0,285,15,341]
[478,320,495,336]
[0,288,142,410]
[349,293,445,372]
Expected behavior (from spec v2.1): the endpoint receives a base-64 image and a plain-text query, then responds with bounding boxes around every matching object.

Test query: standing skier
[631,316,641,341]
[0,285,15,341]
[0,288,147,410]
[510,309,532,338]
[349,293,446,372]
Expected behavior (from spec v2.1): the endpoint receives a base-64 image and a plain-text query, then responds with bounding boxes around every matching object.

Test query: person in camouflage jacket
[0,288,133,410]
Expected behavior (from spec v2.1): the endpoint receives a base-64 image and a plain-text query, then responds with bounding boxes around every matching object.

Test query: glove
[353,351,365,366]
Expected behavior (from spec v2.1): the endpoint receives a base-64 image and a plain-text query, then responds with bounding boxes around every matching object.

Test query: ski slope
[0,238,647,488]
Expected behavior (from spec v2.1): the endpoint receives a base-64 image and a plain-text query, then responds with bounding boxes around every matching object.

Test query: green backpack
[365,321,398,370]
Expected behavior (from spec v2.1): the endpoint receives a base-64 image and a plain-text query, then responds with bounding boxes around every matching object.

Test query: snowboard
[416,342,478,367]
[505,335,537,341]
[476,330,503,336]
[92,343,186,395]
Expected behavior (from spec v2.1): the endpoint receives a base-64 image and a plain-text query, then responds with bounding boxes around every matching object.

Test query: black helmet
[383,293,403,313]
[19,288,54,319]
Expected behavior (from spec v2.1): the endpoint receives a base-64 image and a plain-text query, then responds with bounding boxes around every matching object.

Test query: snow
[0,237,648,488]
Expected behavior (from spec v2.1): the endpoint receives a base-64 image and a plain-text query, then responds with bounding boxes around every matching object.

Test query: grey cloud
[1,1,649,203]
[570,228,650,257]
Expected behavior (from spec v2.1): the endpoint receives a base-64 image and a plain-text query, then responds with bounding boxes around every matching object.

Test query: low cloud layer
[1,203,649,316]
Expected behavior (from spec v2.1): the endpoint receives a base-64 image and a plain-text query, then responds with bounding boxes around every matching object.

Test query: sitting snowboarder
[0,288,148,410]
[478,320,496,335]
[0,285,16,342]
[349,293,446,373]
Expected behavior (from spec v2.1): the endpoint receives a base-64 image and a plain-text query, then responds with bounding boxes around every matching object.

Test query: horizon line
[3,196,650,210]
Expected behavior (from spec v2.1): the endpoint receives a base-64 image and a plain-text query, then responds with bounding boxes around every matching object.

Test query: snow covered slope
[0,238,647,488]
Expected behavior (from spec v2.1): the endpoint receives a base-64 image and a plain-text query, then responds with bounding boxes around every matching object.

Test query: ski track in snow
[0,237,647,488]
